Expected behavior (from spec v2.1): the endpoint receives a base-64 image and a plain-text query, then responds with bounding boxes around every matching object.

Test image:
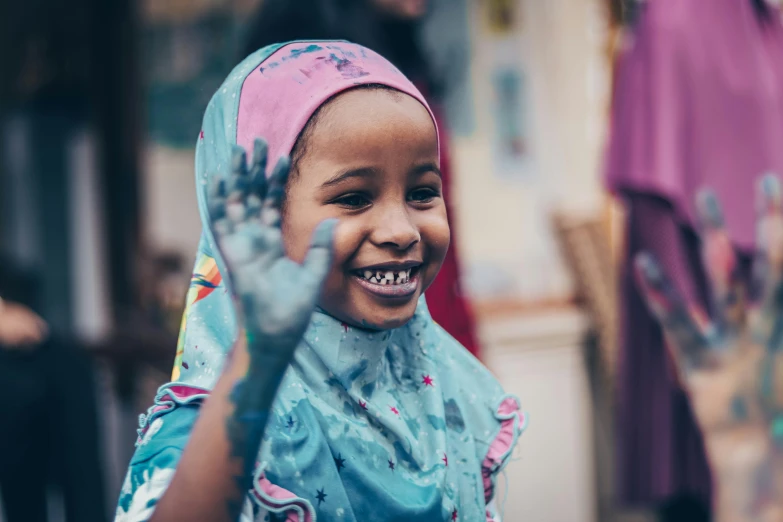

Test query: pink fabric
[482,396,524,504]
[605,0,783,250]
[137,385,210,442]
[252,473,314,522]
[237,41,438,167]
[167,384,210,399]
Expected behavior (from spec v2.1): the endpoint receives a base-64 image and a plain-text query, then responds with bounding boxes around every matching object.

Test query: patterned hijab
[126,41,525,522]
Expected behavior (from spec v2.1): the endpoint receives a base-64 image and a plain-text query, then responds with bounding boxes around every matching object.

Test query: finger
[753,174,783,350]
[230,146,248,177]
[635,252,714,371]
[208,179,228,223]
[229,146,252,197]
[7,323,41,346]
[249,138,268,199]
[756,174,783,289]
[696,190,744,331]
[260,156,290,228]
[246,139,268,218]
[302,219,338,289]
[4,339,37,351]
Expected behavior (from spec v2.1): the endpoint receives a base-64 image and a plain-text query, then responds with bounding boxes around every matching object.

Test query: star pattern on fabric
[334,453,345,472]
[390,406,399,416]
[451,508,458,521]
[199,130,204,139]
[286,416,295,429]
[388,459,395,471]
[316,488,327,505]
[359,400,368,410]
[442,453,448,466]
[422,374,434,387]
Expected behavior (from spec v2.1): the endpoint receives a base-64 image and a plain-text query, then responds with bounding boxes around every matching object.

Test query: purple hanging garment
[605,0,783,508]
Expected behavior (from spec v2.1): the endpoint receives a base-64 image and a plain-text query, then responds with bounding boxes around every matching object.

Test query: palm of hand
[209,140,336,364]
[637,177,783,480]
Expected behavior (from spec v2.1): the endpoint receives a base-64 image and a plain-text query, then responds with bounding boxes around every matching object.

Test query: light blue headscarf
[116,41,526,522]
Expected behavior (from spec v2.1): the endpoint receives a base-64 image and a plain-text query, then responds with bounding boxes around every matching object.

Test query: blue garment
[115,41,526,522]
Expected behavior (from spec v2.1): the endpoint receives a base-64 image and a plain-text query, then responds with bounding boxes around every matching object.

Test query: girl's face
[282,88,448,330]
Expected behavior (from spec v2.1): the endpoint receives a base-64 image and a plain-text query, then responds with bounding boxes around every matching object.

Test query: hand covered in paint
[209,140,337,372]
[637,175,783,520]
[0,299,48,349]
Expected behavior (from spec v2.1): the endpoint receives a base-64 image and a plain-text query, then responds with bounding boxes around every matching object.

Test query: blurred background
[1,0,778,520]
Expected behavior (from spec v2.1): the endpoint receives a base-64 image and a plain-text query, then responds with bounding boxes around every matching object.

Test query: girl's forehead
[233,41,437,174]
[292,92,439,187]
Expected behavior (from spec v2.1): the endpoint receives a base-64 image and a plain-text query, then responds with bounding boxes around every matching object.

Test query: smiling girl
[115,41,525,522]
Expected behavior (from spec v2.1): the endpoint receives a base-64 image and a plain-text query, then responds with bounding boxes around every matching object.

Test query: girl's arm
[123,141,335,522]
[149,342,281,522]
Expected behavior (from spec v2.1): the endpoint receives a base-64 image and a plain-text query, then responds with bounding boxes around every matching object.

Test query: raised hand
[209,139,337,369]
[635,175,783,521]
[203,140,338,519]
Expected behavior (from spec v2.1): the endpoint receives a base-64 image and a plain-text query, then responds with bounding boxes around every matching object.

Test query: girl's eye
[408,187,440,203]
[333,193,371,209]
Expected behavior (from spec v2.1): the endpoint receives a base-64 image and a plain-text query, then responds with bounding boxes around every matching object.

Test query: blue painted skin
[209,139,336,514]
[211,139,337,369]
[635,174,783,519]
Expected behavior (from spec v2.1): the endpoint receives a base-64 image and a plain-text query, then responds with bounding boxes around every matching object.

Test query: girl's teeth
[359,267,415,284]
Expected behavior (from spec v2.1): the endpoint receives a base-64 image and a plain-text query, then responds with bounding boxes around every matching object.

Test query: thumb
[302,219,338,287]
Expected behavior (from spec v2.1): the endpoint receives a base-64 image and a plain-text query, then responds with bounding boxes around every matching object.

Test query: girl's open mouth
[351,266,421,298]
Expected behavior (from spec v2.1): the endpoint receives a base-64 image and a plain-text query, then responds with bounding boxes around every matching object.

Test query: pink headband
[236,41,438,168]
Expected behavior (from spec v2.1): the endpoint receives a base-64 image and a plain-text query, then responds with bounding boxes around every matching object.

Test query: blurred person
[116,41,525,522]
[242,0,481,358]
[636,176,783,521]
[0,253,108,522]
[605,0,783,513]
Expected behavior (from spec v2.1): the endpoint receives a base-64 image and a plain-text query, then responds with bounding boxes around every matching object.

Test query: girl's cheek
[330,219,366,267]
[419,209,451,253]
[281,216,313,264]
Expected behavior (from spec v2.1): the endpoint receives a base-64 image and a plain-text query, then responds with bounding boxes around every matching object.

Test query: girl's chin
[320,301,419,332]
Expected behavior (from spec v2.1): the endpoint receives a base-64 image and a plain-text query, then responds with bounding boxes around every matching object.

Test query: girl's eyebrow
[320,162,441,189]
[321,167,380,188]
[411,162,442,178]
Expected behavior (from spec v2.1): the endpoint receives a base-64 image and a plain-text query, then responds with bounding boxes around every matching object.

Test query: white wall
[450,0,610,303]
[482,309,597,522]
[142,144,202,258]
